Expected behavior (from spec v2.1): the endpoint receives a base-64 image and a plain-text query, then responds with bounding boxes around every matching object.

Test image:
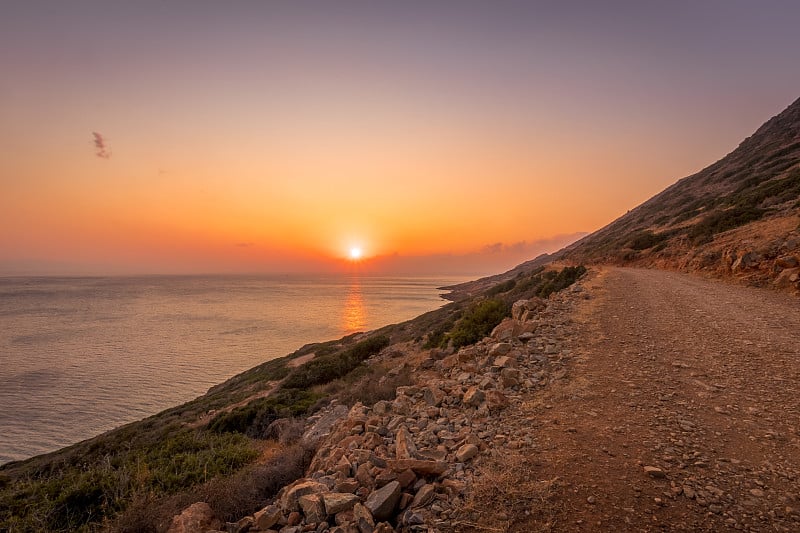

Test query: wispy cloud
[92,132,111,159]
[235,242,255,248]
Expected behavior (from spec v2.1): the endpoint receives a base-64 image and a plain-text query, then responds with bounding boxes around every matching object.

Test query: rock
[356,463,374,488]
[775,267,800,287]
[353,503,375,533]
[226,516,254,533]
[395,427,418,459]
[491,318,517,341]
[281,480,329,512]
[299,493,326,523]
[643,466,666,479]
[776,255,799,269]
[396,468,417,488]
[303,404,349,444]
[422,386,444,407]
[410,483,436,508]
[253,505,281,530]
[287,511,302,526]
[511,300,529,321]
[492,355,516,368]
[489,342,512,356]
[455,443,479,462]
[463,386,485,407]
[364,481,402,521]
[732,251,761,272]
[387,459,448,476]
[518,332,535,343]
[373,400,391,416]
[322,492,360,515]
[485,390,510,410]
[167,502,219,533]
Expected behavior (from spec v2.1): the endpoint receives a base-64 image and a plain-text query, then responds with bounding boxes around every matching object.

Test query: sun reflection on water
[342,278,367,334]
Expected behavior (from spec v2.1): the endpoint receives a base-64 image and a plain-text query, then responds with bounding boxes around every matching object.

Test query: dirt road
[478,267,800,532]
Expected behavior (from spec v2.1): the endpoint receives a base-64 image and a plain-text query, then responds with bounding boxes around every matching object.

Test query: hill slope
[554,97,800,291]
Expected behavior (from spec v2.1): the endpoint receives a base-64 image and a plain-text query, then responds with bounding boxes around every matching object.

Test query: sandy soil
[476,267,800,532]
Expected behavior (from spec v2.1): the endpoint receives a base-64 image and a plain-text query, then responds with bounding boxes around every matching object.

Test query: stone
[776,255,799,269]
[167,502,219,533]
[511,300,529,321]
[463,386,485,407]
[396,468,417,488]
[356,463,374,488]
[387,459,448,476]
[518,332,535,343]
[335,479,360,493]
[299,494,326,523]
[492,355,516,368]
[303,404,349,443]
[643,466,666,479]
[485,390,510,410]
[395,427,418,459]
[489,342,512,356]
[227,516,254,533]
[253,505,281,530]
[353,503,375,533]
[732,251,761,271]
[322,492,360,515]
[422,386,444,407]
[281,480,329,512]
[455,443,479,462]
[287,511,302,526]
[364,481,402,521]
[410,483,436,508]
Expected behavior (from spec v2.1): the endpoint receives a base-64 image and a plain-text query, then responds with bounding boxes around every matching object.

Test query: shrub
[533,266,587,299]
[208,389,322,437]
[281,335,390,390]
[446,299,508,349]
[627,230,667,250]
[688,206,766,243]
[487,279,516,296]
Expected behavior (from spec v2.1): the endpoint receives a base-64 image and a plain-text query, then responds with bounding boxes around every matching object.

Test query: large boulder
[167,502,219,533]
[280,480,329,512]
[364,481,401,521]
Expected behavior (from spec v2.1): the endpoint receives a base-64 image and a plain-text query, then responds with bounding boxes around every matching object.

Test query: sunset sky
[2,1,800,275]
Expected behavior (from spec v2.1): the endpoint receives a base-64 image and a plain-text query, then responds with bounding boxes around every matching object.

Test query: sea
[0,274,470,465]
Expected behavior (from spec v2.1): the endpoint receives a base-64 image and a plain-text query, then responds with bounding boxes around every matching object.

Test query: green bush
[533,266,587,299]
[627,230,667,250]
[446,299,508,349]
[688,205,766,243]
[281,335,390,390]
[208,389,323,437]
[486,278,516,296]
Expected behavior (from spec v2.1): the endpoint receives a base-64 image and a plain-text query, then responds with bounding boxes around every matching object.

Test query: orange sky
[2,2,800,275]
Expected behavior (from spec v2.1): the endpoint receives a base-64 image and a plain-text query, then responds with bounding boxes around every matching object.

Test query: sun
[348,247,363,260]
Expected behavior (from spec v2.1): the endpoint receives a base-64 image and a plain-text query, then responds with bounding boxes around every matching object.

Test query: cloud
[235,242,255,247]
[92,132,111,159]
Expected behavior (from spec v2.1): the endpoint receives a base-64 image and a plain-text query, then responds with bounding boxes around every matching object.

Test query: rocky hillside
[165,274,588,533]
[553,96,800,292]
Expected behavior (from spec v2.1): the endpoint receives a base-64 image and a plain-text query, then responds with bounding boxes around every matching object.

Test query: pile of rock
[170,281,585,533]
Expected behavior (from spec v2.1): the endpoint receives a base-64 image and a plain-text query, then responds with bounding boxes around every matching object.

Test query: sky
[2,1,799,276]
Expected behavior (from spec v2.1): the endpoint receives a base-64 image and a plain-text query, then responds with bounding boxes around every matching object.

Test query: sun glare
[349,247,363,260]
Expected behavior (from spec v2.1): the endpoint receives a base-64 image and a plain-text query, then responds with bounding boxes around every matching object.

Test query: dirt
[472,267,800,532]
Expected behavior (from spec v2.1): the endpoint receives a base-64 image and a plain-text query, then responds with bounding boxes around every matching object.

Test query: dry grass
[111,440,315,532]
[455,453,567,533]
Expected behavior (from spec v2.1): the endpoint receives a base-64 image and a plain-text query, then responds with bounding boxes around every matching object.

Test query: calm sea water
[0,275,467,464]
